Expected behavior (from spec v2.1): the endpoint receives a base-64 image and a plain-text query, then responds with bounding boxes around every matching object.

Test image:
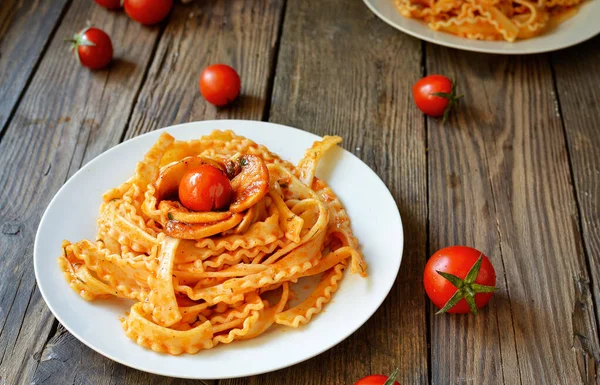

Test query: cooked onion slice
[229,155,269,213]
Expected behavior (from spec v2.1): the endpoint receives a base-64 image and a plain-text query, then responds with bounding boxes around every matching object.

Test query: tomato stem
[435,254,496,315]
[431,80,463,124]
[66,27,96,65]
[383,368,400,385]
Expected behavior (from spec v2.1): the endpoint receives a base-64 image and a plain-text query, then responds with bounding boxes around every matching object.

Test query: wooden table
[1,0,599,384]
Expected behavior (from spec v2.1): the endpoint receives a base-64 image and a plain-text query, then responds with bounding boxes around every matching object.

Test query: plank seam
[78,74,111,165]
[118,23,168,144]
[11,283,43,385]
[0,273,25,366]
[481,124,521,385]
[37,319,60,359]
[422,39,433,385]
[0,0,73,144]
[26,13,168,385]
[549,53,600,357]
[9,283,36,359]
[261,0,288,122]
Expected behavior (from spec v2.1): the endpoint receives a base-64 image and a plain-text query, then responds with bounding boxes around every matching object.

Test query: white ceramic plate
[34,120,403,379]
[363,0,600,54]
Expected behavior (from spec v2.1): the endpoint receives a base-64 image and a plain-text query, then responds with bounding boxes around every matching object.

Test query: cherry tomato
[94,0,122,9]
[178,165,233,212]
[355,369,400,385]
[412,75,462,122]
[124,0,173,25]
[424,246,496,314]
[199,64,241,107]
[68,27,113,70]
[355,375,400,385]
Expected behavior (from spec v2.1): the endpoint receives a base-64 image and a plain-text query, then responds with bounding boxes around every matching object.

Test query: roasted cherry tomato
[424,246,496,314]
[124,0,173,25]
[68,27,113,70]
[94,0,122,9]
[412,75,462,122]
[355,368,400,385]
[178,165,233,212]
[199,64,241,107]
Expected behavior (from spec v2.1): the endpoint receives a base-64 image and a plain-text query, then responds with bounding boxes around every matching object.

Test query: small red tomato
[178,165,233,212]
[355,369,400,385]
[68,27,113,70]
[412,75,463,122]
[124,0,173,25]
[94,0,122,9]
[199,64,241,107]
[424,246,496,314]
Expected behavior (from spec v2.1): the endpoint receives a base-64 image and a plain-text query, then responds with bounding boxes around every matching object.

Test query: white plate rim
[34,120,404,379]
[362,0,600,54]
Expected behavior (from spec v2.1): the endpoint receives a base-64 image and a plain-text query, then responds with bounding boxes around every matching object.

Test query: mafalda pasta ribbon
[396,0,582,42]
[59,130,366,354]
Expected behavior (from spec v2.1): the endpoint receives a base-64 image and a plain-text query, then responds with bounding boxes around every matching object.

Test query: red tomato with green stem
[67,27,113,70]
[94,0,122,9]
[412,75,463,122]
[355,368,400,385]
[424,246,496,314]
[199,64,241,107]
[178,165,233,212]
[124,0,173,25]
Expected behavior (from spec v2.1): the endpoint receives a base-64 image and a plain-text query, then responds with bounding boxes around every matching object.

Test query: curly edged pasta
[59,130,366,354]
[396,0,582,41]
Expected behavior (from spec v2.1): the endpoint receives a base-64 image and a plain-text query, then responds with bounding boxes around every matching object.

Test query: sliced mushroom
[154,156,226,201]
[229,155,269,213]
[165,213,244,239]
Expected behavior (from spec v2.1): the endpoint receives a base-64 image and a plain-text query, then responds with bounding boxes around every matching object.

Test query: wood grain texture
[0,0,70,134]
[427,45,600,385]
[123,0,284,139]
[552,35,600,382]
[223,0,428,383]
[0,2,161,384]
[25,0,285,383]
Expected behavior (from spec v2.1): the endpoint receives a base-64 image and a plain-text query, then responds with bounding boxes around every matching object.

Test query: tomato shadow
[212,94,264,118]
[106,58,138,80]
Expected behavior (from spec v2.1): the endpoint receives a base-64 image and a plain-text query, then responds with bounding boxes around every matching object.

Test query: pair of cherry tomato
[71,0,173,69]
[94,0,173,25]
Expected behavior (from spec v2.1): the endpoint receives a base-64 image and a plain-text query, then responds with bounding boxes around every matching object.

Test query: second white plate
[363,0,600,54]
[34,120,404,379]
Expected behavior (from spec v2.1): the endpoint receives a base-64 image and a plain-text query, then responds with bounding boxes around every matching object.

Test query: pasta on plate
[396,0,582,41]
[58,130,366,355]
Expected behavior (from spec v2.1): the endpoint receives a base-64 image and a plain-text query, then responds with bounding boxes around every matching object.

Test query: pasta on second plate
[396,0,582,41]
[58,130,366,355]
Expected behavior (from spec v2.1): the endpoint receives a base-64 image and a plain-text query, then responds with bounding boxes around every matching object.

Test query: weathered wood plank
[223,0,428,383]
[426,49,517,385]
[29,0,285,383]
[124,0,285,139]
[427,46,600,385]
[552,36,600,382]
[0,0,70,135]
[34,324,209,385]
[0,2,161,384]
